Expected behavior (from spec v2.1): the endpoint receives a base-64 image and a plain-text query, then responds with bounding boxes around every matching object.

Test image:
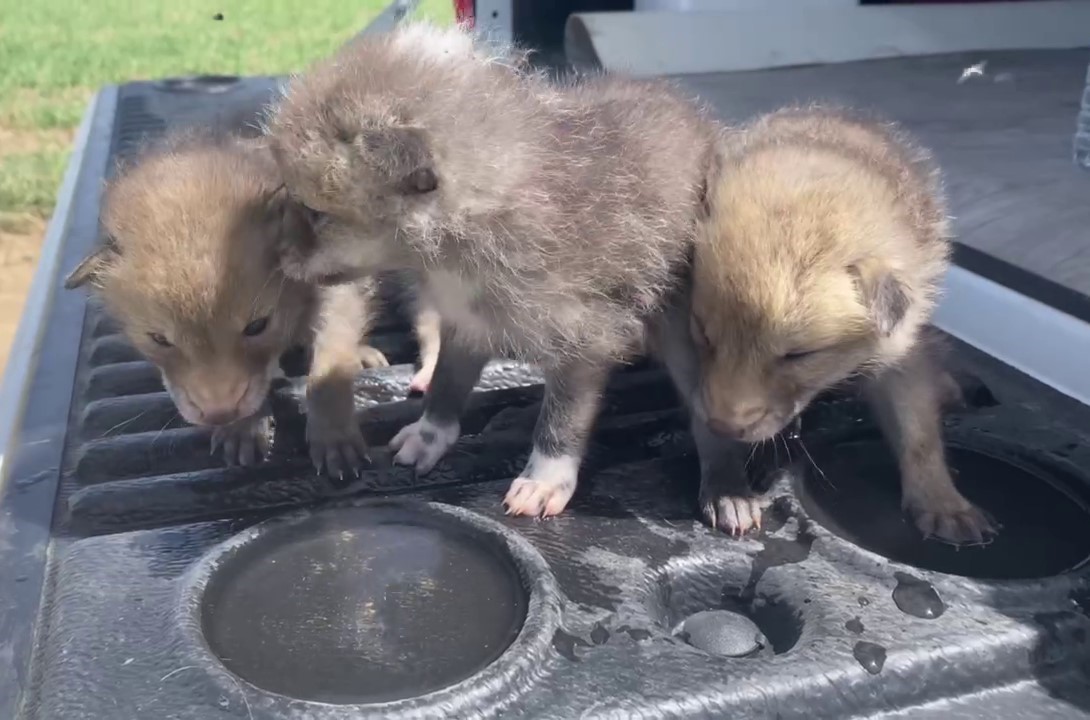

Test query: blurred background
[0,0,455,377]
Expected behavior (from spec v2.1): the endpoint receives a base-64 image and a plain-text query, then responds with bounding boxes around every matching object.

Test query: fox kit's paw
[907,496,998,546]
[307,420,370,478]
[697,462,769,537]
[305,390,369,477]
[211,414,271,467]
[390,416,459,473]
[700,490,771,538]
[503,452,579,518]
[358,345,390,369]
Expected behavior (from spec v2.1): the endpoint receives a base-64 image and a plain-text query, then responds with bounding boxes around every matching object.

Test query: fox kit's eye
[783,349,818,362]
[148,332,172,348]
[243,316,270,337]
[303,206,328,231]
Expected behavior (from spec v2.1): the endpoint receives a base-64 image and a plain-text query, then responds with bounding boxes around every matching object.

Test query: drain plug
[674,610,769,657]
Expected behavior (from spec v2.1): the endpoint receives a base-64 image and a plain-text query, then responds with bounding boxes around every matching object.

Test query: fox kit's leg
[504,358,612,518]
[646,296,758,536]
[306,281,385,477]
[865,347,996,545]
[390,325,489,472]
[211,406,273,466]
[408,292,442,395]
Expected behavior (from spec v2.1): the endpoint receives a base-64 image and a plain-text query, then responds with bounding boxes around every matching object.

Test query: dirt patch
[0,127,73,157]
[0,215,47,379]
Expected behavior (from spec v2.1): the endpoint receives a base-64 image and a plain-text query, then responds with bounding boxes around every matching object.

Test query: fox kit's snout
[691,262,878,443]
[162,363,264,427]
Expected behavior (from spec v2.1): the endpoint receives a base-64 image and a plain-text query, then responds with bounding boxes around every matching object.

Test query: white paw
[700,493,771,538]
[389,416,459,473]
[408,363,435,395]
[211,414,271,467]
[503,452,579,518]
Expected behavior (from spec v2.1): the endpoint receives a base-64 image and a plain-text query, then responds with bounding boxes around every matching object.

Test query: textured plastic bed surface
[7,69,1090,719]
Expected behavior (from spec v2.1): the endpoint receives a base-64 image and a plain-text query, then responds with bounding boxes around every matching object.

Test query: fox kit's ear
[850,259,910,336]
[261,183,297,225]
[64,236,119,289]
[357,125,439,196]
[261,183,317,255]
[698,143,726,220]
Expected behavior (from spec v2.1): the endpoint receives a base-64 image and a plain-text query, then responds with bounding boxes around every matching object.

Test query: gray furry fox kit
[65,132,441,476]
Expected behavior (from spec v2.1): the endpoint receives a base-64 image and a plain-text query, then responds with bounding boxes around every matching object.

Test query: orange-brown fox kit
[65,132,440,474]
[265,24,720,516]
[685,106,994,545]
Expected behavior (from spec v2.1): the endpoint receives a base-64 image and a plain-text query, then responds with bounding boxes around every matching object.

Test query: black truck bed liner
[4,52,1090,719]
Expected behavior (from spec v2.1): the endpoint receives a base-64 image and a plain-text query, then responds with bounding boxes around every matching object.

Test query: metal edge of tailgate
[0,85,118,718]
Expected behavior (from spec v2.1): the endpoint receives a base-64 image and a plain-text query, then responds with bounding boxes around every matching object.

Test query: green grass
[0,150,70,215]
[0,0,455,219]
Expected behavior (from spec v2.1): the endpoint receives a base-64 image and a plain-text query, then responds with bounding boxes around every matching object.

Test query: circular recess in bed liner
[673,609,770,658]
[200,503,531,704]
[648,557,804,656]
[797,439,1090,579]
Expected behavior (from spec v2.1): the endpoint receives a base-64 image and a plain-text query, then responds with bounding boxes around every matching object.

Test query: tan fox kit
[685,106,995,546]
[65,132,441,475]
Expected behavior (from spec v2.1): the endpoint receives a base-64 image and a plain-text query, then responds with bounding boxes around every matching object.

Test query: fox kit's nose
[199,405,241,426]
[192,383,250,426]
[707,403,769,441]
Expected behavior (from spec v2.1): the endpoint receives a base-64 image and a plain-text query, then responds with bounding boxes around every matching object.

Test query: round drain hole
[674,609,770,658]
[198,502,534,704]
[155,74,239,93]
[797,440,1090,579]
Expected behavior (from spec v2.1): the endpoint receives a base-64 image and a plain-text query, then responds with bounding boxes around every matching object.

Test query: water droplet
[853,641,887,674]
[590,623,610,645]
[845,617,865,634]
[552,630,589,662]
[892,572,946,619]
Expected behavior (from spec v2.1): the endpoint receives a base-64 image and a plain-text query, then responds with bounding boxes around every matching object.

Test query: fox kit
[65,132,440,475]
[683,106,994,545]
[265,23,720,517]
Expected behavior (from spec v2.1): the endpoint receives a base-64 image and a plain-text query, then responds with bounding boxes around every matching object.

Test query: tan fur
[691,106,993,544]
[87,133,313,426]
[67,131,437,471]
[693,106,949,437]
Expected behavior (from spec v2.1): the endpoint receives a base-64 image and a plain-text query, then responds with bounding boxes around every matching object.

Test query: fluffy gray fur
[265,23,722,516]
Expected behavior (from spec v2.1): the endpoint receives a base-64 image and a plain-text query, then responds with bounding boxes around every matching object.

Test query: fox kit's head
[264,25,494,284]
[266,113,441,284]
[691,110,949,442]
[65,134,314,427]
[266,23,537,284]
